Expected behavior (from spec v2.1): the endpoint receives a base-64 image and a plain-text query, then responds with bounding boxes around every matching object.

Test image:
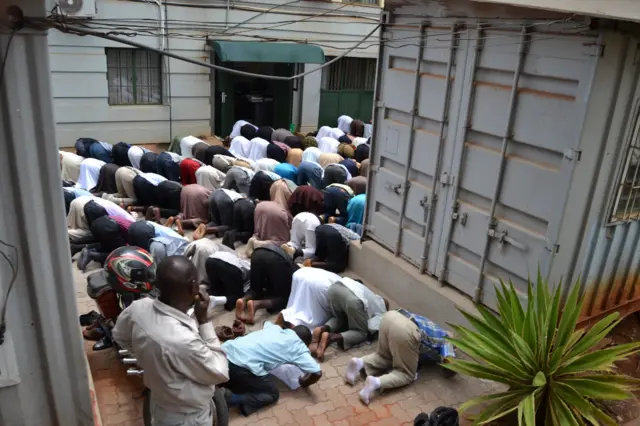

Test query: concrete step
[348,239,478,331]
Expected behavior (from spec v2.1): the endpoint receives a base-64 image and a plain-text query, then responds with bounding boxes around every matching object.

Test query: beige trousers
[361,310,420,391]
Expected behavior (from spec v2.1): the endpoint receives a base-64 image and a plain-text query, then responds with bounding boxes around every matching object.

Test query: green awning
[210,41,325,64]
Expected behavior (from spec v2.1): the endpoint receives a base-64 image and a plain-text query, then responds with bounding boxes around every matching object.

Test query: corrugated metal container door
[366,14,599,307]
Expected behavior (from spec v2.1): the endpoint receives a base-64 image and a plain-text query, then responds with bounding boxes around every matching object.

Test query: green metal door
[318,57,376,128]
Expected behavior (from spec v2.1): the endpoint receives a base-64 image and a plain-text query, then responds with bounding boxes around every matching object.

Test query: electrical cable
[30,19,382,80]
[0,240,18,346]
[0,29,16,94]
[222,0,305,34]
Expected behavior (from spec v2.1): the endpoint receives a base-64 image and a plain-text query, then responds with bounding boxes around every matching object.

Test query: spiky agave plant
[444,273,640,425]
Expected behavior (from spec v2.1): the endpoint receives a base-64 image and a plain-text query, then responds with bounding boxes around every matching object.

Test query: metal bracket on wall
[488,228,528,251]
[375,100,385,108]
[387,182,408,196]
[563,148,582,162]
[440,172,453,186]
[452,211,468,226]
[544,238,560,254]
[370,164,380,173]
[582,42,604,57]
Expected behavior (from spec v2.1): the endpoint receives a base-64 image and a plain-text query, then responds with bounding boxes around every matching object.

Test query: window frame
[607,98,640,224]
[105,47,164,106]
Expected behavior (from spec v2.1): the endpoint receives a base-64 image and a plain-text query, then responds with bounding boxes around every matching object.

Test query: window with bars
[321,56,376,92]
[610,105,640,223]
[106,48,163,105]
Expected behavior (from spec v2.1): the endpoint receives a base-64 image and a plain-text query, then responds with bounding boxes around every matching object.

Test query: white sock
[345,357,364,385]
[359,376,381,405]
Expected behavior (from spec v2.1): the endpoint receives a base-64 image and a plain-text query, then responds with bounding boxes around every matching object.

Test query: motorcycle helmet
[105,246,157,294]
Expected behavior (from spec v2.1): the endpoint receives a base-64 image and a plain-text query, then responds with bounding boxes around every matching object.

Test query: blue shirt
[398,309,456,361]
[149,221,187,241]
[64,187,92,198]
[222,322,321,377]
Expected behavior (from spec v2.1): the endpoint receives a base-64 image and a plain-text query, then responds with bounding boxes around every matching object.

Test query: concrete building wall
[49,0,381,147]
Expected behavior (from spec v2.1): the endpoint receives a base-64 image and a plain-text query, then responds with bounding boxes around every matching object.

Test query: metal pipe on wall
[438,22,485,285]
[362,11,389,239]
[394,21,427,256]
[418,23,458,274]
[473,25,530,303]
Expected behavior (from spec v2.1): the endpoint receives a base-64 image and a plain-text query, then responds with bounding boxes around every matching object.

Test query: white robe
[337,115,353,134]
[318,137,340,154]
[281,267,342,330]
[77,158,105,190]
[183,239,236,284]
[230,120,257,138]
[180,135,205,158]
[60,151,83,182]
[286,213,320,259]
[255,158,280,173]
[67,195,94,241]
[127,146,145,169]
[247,137,270,161]
[229,136,252,159]
[195,165,226,190]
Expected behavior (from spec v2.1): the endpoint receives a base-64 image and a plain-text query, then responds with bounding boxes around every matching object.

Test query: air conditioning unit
[56,0,97,18]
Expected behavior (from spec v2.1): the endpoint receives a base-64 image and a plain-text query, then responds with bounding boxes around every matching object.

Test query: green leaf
[532,371,547,387]
[495,281,515,331]
[557,342,640,376]
[444,359,523,386]
[458,390,530,414]
[455,309,516,354]
[544,283,562,363]
[509,330,537,371]
[561,313,620,363]
[549,283,584,372]
[517,391,536,426]
[507,280,526,332]
[446,331,529,379]
[559,377,636,400]
[473,392,523,425]
[549,388,581,426]
[553,382,617,426]
[575,374,640,390]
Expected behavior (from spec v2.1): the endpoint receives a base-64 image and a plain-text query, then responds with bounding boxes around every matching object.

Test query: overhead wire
[28,18,383,80]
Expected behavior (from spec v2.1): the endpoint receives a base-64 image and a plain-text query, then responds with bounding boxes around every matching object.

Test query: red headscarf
[180,158,201,185]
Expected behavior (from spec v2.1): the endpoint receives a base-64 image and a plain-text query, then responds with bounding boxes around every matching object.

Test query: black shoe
[79,310,99,326]
[93,336,113,351]
[414,413,429,426]
[77,247,93,272]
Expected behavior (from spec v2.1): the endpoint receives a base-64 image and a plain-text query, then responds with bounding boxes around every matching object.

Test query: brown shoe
[215,326,234,342]
[232,320,246,338]
[82,327,104,341]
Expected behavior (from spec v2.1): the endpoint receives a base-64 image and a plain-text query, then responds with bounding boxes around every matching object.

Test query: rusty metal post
[394,21,427,256]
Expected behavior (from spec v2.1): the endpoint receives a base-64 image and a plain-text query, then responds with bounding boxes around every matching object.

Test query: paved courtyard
[73,234,501,426]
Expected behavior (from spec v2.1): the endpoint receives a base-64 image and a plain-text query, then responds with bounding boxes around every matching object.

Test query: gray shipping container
[362,0,640,326]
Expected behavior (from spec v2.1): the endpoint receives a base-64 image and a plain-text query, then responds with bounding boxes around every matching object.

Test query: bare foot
[120,203,126,209]
[328,216,337,224]
[245,300,255,325]
[309,327,323,356]
[165,216,175,228]
[275,312,285,328]
[316,332,330,362]
[235,299,245,322]
[193,223,206,240]
[127,205,134,212]
[175,219,185,236]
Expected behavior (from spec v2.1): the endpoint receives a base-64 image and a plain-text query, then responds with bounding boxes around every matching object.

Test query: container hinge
[440,172,454,186]
[563,148,582,162]
[370,165,380,173]
[544,238,560,254]
[426,230,433,245]
[419,195,429,208]
[375,100,385,108]
[583,43,604,57]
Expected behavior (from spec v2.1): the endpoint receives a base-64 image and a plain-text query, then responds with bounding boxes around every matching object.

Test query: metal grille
[106,48,162,105]
[610,106,640,223]
[321,56,376,91]
[352,0,379,4]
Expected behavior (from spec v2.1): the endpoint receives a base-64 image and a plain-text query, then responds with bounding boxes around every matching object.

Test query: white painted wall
[49,0,381,147]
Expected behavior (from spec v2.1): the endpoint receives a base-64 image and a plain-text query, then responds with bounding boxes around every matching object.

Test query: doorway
[214,61,294,137]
